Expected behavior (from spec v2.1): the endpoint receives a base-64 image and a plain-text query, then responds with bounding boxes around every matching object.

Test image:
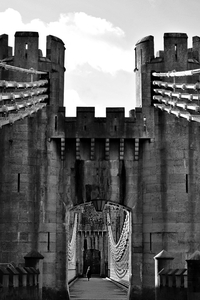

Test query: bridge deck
[69,276,128,300]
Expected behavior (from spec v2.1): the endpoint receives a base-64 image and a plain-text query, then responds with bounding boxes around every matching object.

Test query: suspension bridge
[0,61,48,128]
[1,60,200,130]
[152,68,200,122]
[68,208,129,299]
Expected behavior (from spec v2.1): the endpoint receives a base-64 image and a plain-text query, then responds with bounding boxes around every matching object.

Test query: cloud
[0,8,22,48]
[0,9,133,75]
[147,0,159,5]
[64,89,107,117]
[63,12,124,37]
[64,89,86,116]
[46,12,133,74]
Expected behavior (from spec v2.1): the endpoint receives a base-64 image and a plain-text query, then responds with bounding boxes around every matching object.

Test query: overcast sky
[0,0,200,116]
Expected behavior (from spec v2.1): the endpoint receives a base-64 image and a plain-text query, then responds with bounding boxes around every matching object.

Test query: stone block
[43,262,57,275]
[45,211,57,223]
[43,253,56,263]
[39,232,48,243]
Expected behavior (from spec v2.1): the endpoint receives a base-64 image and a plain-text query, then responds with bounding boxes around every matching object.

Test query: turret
[135,36,154,107]
[163,33,188,72]
[46,35,65,66]
[192,36,200,63]
[14,31,39,81]
[0,34,9,60]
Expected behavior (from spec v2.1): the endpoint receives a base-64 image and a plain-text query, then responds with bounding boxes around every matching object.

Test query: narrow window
[18,173,20,192]
[84,125,87,131]
[175,44,177,60]
[186,174,188,193]
[140,49,143,64]
[47,232,50,251]
[150,233,152,251]
[25,43,28,59]
[134,47,137,71]
[55,115,58,131]
[84,239,87,250]
[114,125,117,132]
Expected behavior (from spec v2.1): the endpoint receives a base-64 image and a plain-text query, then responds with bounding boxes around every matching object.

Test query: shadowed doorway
[83,249,101,276]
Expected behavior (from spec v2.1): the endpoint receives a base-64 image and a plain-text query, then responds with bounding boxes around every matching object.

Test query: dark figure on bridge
[86,266,91,281]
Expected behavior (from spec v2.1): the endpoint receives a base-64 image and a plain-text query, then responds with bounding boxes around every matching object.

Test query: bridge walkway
[69,276,128,300]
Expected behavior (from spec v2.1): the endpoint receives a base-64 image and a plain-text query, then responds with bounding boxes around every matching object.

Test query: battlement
[135,32,200,107]
[64,106,147,139]
[0,31,65,80]
[76,107,126,119]
[0,31,65,60]
[135,32,200,67]
[0,31,65,107]
[15,31,39,38]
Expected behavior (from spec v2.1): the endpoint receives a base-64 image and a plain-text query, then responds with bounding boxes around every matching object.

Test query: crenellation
[0,34,9,60]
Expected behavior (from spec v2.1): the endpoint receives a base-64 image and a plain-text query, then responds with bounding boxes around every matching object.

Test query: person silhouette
[86,266,91,281]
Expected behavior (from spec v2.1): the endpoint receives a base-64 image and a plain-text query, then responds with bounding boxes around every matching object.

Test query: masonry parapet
[135,32,200,108]
[63,106,149,139]
[135,35,154,71]
[135,32,200,69]
[0,31,65,81]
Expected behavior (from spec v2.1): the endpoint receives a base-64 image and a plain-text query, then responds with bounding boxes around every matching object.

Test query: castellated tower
[0,31,67,299]
[130,33,200,299]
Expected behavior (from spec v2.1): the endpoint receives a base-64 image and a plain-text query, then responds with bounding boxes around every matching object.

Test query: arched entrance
[68,201,131,281]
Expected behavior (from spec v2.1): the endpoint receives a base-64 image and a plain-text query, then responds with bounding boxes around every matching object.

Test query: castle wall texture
[0,32,67,299]
[1,31,200,300]
[130,32,200,299]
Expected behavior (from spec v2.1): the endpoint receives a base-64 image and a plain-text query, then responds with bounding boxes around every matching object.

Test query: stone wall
[131,32,200,299]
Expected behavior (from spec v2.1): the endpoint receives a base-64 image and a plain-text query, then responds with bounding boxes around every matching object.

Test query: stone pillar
[95,232,98,250]
[87,232,91,249]
[24,250,44,300]
[99,233,104,276]
[82,232,86,275]
[77,231,81,275]
[154,250,174,300]
[104,231,108,277]
[107,236,110,277]
[128,203,143,300]
[64,210,70,300]
[187,250,200,300]
[128,211,132,298]
[101,232,105,277]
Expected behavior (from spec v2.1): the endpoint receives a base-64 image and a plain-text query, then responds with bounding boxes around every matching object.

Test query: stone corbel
[105,138,110,160]
[91,138,95,160]
[134,138,139,161]
[76,138,80,160]
[61,137,65,160]
[120,138,124,160]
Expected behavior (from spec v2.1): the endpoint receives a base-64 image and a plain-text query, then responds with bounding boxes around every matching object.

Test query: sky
[0,0,200,117]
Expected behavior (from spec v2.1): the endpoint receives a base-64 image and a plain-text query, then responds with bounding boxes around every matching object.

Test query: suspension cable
[68,213,78,262]
[107,211,130,279]
[0,61,47,75]
[153,68,200,77]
